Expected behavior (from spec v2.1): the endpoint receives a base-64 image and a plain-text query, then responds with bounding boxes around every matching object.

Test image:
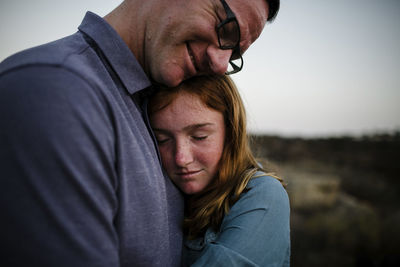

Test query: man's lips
[186,42,199,73]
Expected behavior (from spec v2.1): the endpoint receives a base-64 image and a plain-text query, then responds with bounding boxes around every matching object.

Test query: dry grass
[250,133,400,267]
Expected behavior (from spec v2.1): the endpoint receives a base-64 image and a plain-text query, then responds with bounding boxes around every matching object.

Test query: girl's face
[150,91,225,195]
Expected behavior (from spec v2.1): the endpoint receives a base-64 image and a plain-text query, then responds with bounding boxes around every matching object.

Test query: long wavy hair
[149,75,282,239]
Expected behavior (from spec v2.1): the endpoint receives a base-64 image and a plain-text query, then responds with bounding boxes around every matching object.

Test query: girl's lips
[176,170,202,179]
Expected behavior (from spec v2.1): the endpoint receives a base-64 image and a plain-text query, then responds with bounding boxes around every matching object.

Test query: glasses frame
[217,0,243,75]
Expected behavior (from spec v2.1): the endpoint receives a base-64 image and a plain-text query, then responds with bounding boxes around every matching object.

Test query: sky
[1,0,399,137]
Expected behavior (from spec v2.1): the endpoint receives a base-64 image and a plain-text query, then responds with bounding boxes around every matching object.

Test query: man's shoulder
[0,31,112,101]
[0,32,89,75]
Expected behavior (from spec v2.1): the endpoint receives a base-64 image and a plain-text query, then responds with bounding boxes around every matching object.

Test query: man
[0,0,279,266]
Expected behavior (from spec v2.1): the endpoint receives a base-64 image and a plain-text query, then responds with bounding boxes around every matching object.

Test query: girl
[149,75,290,266]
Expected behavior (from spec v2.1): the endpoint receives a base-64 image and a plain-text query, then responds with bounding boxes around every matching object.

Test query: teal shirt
[183,175,290,266]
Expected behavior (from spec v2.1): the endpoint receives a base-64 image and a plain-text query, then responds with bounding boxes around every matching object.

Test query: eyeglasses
[217,0,243,75]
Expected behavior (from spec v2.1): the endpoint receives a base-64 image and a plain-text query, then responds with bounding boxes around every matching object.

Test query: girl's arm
[187,176,290,267]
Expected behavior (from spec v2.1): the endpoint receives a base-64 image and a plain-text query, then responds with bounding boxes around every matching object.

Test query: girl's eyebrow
[152,128,169,134]
[183,123,214,132]
[152,123,214,133]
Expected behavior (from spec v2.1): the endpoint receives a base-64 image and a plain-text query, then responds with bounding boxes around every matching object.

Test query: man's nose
[174,141,194,167]
[206,46,232,75]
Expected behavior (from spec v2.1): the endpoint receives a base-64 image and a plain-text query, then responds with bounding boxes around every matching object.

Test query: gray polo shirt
[0,12,183,267]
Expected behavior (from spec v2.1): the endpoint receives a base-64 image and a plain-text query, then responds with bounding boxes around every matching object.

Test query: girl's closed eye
[192,135,207,141]
[157,138,169,144]
[155,133,170,144]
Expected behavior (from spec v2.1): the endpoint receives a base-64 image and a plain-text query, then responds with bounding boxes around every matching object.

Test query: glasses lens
[226,56,243,75]
[218,20,240,49]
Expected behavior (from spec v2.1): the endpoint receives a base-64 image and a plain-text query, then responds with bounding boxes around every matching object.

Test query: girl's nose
[174,141,194,167]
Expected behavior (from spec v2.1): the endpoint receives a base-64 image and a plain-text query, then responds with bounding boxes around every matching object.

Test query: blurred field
[250,132,400,267]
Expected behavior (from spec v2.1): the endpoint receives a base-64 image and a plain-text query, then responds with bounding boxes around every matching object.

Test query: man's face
[144,0,269,87]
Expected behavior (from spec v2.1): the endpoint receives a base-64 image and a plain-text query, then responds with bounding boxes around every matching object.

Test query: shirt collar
[78,11,151,95]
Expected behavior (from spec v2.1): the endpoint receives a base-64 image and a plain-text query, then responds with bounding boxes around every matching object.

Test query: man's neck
[104,0,148,68]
